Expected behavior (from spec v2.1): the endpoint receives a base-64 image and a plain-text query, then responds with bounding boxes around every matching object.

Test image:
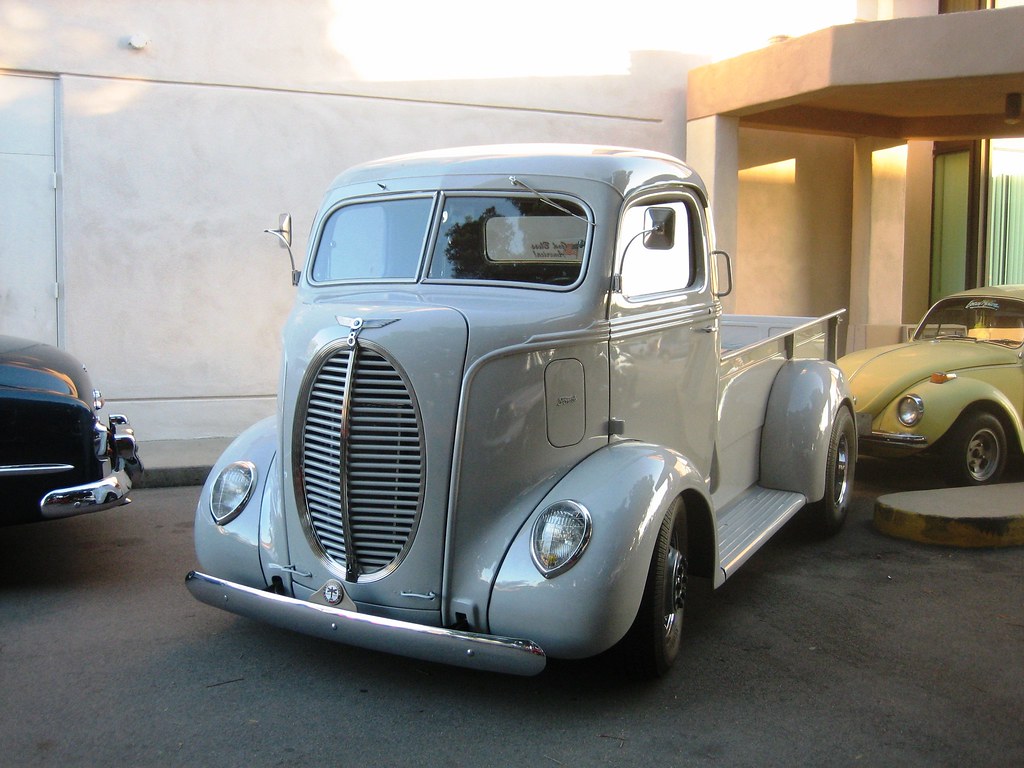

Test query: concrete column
[902,140,934,322]
[848,139,871,351]
[686,115,739,311]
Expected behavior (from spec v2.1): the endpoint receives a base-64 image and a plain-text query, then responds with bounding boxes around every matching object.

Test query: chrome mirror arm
[264,212,300,286]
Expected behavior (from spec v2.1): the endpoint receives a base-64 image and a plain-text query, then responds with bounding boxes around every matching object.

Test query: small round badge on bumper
[311,579,357,611]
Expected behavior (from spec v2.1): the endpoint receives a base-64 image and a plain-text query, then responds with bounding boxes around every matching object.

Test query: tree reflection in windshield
[429,196,587,286]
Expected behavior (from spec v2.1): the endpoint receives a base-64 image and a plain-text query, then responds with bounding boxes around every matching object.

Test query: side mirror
[270,213,291,248]
[643,207,675,250]
[713,250,733,298]
[264,213,299,286]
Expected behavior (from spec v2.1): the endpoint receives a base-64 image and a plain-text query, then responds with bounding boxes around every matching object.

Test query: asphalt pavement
[1,456,1021,767]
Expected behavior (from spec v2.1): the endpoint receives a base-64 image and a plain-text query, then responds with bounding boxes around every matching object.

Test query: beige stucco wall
[1,1,699,440]
[736,130,854,318]
[2,1,963,438]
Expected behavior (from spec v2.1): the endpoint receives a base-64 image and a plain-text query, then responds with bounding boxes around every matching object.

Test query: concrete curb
[136,465,214,489]
[133,438,230,489]
[874,483,1024,548]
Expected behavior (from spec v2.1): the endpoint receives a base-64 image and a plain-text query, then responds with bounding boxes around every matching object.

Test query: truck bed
[710,310,846,582]
[720,312,845,360]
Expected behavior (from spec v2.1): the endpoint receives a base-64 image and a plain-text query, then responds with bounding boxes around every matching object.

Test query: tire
[942,411,1007,486]
[622,499,687,678]
[807,407,855,536]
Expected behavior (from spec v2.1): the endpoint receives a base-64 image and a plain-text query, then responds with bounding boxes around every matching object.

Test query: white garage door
[0,74,58,344]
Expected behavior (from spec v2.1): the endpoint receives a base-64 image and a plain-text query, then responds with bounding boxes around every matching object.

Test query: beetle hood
[839,340,1014,414]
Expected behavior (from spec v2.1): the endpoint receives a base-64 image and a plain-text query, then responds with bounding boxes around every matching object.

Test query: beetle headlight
[897,395,924,427]
[209,461,257,525]
[530,501,592,578]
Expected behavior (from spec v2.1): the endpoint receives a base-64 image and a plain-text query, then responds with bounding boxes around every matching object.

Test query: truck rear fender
[760,360,854,502]
[194,416,283,591]
[487,441,714,659]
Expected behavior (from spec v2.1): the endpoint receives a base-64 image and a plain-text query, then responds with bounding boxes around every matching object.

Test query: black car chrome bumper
[39,415,143,519]
[185,570,547,676]
[40,468,134,518]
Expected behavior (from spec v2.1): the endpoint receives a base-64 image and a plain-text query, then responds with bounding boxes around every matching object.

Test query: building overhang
[687,6,1024,141]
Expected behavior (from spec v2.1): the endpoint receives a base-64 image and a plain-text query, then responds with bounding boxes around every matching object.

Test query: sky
[328,0,865,80]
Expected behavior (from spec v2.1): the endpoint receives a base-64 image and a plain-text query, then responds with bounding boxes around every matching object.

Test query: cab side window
[618,200,700,299]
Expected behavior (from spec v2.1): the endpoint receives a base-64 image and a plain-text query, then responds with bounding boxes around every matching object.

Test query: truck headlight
[530,501,592,578]
[210,461,257,525]
[897,395,924,427]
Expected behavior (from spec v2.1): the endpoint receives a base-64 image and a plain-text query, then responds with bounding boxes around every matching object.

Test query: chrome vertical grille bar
[298,342,424,580]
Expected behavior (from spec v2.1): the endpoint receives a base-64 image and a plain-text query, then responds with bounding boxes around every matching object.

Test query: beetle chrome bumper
[854,411,928,451]
[860,431,928,448]
[185,571,547,676]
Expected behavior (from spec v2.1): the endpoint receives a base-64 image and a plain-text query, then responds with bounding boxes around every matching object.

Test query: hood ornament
[336,316,399,347]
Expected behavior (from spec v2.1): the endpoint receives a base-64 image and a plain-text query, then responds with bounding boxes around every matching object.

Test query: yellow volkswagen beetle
[839,285,1024,485]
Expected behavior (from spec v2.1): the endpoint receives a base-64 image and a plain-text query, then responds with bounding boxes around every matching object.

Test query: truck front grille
[298,344,423,580]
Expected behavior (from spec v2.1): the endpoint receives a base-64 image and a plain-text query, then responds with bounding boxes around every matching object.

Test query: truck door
[607,193,719,477]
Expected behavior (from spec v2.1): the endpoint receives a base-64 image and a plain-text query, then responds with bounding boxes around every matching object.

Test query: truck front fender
[194,417,281,590]
[760,360,853,502]
[487,441,709,659]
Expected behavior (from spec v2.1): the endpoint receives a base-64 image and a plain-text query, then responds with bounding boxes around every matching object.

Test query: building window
[986,139,1024,285]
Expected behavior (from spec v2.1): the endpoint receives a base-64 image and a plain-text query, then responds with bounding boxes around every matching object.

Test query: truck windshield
[427,196,588,287]
[311,197,434,283]
[915,296,1024,347]
[310,194,588,287]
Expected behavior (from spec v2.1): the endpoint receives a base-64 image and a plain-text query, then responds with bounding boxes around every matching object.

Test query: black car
[0,335,142,525]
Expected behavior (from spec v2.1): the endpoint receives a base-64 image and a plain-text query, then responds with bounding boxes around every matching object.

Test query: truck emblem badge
[336,316,399,347]
[323,580,344,605]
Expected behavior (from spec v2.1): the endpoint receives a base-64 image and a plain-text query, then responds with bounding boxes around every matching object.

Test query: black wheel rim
[662,544,686,637]
[832,432,851,507]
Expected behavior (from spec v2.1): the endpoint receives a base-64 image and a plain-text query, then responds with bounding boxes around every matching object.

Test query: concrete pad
[875,483,1024,548]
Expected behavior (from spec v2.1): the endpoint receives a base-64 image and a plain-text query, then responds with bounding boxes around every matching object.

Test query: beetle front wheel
[942,412,1007,486]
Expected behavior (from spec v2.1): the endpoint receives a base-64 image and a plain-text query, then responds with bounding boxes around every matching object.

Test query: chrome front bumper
[40,468,134,518]
[185,570,547,676]
[39,414,143,519]
[854,412,928,451]
[860,431,928,449]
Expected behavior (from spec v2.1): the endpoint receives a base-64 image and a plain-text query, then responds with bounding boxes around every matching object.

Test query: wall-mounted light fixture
[1006,93,1022,125]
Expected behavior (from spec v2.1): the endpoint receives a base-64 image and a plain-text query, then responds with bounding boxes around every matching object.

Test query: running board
[715,486,806,585]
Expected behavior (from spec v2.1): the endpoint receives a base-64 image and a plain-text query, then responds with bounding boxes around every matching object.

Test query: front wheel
[942,411,1007,486]
[807,407,855,536]
[622,499,687,678]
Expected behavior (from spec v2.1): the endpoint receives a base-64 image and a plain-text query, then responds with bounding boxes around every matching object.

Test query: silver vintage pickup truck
[187,145,856,677]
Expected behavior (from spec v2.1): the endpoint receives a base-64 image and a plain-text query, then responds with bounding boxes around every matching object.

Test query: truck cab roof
[327,144,706,201]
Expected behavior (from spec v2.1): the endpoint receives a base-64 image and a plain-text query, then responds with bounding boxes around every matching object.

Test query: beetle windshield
[427,196,588,287]
[311,197,434,283]
[914,296,1024,348]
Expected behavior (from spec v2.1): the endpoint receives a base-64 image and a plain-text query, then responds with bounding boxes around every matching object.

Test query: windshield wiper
[509,176,595,228]
[980,338,1021,347]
